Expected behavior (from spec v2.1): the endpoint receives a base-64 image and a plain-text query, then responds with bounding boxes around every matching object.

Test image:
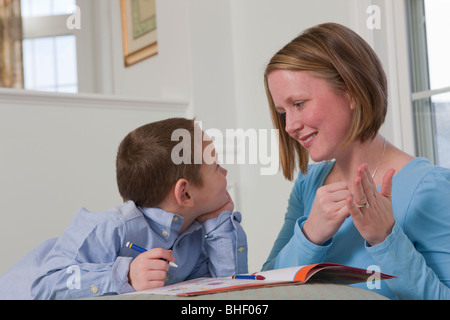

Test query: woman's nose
[284,110,303,137]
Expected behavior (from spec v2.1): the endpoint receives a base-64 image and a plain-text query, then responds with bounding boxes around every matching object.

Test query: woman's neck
[326,134,388,188]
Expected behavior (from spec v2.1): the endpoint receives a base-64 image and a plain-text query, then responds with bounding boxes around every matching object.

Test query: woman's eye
[294,102,304,109]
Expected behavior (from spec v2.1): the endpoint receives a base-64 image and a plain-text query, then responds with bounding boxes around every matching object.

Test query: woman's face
[267,69,354,162]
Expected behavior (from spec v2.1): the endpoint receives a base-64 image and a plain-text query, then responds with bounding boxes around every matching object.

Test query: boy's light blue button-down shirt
[0,201,248,299]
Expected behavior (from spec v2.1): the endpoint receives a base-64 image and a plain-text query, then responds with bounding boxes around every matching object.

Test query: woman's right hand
[302,182,352,245]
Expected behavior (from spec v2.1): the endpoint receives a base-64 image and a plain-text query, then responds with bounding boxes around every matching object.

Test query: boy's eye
[275,107,285,118]
[275,110,286,118]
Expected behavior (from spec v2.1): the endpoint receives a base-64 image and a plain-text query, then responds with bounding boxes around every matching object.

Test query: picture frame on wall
[120,0,158,67]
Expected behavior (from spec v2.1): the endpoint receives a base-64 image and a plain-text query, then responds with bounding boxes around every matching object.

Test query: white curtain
[0,0,24,88]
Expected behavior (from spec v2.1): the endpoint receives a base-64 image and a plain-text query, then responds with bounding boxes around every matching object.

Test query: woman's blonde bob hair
[264,23,388,180]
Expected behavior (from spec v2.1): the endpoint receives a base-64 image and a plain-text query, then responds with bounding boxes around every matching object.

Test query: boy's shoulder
[74,201,145,228]
[108,200,145,221]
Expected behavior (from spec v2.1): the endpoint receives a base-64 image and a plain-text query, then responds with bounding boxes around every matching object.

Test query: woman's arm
[262,171,334,270]
[355,166,450,299]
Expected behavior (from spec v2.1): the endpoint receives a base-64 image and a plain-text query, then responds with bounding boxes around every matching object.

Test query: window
[21,0,78,93]
[408,0,450,168]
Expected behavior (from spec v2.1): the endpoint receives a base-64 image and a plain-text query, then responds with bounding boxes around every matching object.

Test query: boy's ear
[174,178,194,207]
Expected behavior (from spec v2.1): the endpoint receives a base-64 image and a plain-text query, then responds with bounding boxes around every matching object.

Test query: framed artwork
[120,0,158,67]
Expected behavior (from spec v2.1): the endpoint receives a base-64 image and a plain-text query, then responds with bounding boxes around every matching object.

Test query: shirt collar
[139,207,201,242]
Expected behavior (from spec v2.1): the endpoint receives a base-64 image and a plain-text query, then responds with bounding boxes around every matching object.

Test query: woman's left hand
[347,163,396,246]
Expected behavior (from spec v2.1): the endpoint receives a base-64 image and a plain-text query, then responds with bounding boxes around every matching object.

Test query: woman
[262,23,450,300]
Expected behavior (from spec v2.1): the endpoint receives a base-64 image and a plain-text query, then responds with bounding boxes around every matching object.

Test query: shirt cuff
[112,256,135,295]
[202,210,236,235]
[202,210,248,276]
[365,221,400,253]
[296,216,333,249]
[274,217,332,268]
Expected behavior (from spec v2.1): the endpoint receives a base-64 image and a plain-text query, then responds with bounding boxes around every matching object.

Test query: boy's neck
[157,200,197,235]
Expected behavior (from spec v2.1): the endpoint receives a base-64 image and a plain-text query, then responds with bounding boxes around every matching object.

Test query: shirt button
[90,285,98,294]
[162,230,168,237]
[238,246,246,253]
[172,216,179,222]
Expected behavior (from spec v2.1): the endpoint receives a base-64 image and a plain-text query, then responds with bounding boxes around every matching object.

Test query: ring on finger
[355,201,370,209]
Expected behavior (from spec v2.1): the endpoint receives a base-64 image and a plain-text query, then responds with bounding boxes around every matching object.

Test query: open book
[126,262,396,296]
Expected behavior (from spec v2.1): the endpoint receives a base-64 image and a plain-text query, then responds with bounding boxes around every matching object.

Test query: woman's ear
[346,91,358,111]
[173,178,194,208]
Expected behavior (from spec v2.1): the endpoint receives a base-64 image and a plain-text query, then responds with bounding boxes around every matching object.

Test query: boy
[0,118,248,299]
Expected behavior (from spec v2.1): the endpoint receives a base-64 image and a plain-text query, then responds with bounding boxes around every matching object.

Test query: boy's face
[190,140,229,216]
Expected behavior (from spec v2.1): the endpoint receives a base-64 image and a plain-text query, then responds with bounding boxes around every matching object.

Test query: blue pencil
[126,242,178,268]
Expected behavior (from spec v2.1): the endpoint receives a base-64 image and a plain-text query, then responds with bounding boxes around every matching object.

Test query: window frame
[22,15,74,39]
[21,1,78,93]
[407,0,450,165]
[20,0,100,94]
[361,0,450,166]
[351,0,416,156]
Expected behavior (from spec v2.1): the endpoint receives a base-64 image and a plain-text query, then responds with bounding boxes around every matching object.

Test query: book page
[124,263,395,296]
[254,266,307,281]
[125,277,278,296]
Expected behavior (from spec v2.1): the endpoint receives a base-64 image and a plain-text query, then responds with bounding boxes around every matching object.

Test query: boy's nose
[220,166,228,176]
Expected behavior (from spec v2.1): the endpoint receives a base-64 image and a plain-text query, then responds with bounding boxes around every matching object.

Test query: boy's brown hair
[116,118,203,208]
[264,23,388,180]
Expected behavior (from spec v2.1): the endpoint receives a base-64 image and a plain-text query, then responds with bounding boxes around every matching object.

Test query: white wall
[0,89,187,273]
[0,0,413,274]
[108,0,193,101]
[228,0,354,272]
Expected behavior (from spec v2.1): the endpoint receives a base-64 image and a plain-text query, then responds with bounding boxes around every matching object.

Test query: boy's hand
[196,192,234,223]
[128,248,175,291]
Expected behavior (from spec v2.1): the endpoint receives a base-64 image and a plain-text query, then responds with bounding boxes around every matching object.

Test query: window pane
[413,94,450,169]
[22,39,35,89]
[33,37,56,89]
[52,0,77,15]
[20,0,33,18]
[30,0,52,17]
[56,35,77,87]
[20,1,79,93]
[413,98,436,164]
[425,0,450,91]
[22,35,78,93]
[20,0,76,17]
[433,94,450,169]
[409,0,450,164]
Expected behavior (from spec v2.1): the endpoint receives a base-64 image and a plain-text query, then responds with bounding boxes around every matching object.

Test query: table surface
[92,282,388,300]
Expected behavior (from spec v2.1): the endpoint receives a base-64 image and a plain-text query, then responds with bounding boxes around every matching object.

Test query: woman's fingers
[380,169,396,199]
[348,164,396,246]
